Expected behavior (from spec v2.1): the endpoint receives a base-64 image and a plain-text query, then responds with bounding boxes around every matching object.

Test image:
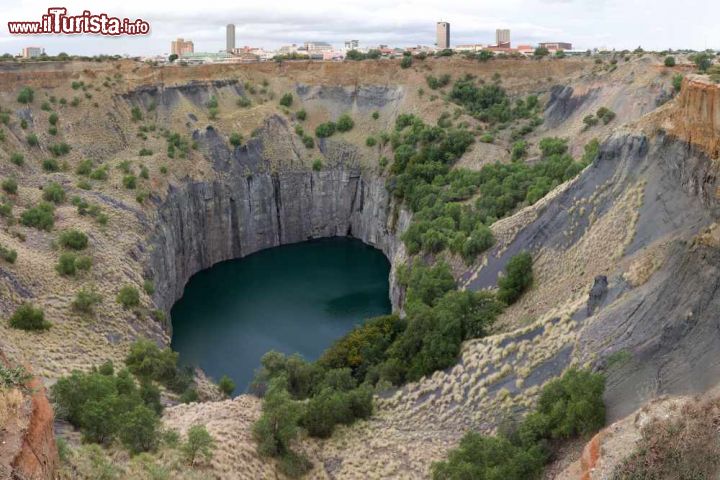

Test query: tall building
[226,24,236,52]
[496,29,511,48]
[21,47,44,58]
[344,40,359,50]
[171,38,194,56]
[436,22,450,50]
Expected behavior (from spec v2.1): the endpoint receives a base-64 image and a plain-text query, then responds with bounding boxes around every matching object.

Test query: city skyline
[0,0,718,56]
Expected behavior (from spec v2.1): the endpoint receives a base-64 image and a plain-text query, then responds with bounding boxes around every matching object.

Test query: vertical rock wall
[149,168,407,318]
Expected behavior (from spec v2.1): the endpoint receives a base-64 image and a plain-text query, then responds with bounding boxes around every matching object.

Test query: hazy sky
[0,0,717,56]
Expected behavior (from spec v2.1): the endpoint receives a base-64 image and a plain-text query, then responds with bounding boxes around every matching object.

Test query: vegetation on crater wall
[432,369,606,480]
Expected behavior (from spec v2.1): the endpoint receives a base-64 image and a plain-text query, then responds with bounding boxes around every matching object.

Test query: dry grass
[0,387,23,430]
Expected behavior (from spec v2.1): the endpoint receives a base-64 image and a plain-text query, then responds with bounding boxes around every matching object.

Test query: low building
[171,38,194,56]
[455,44,488,52]
[540,42,573,52]
[179,51,241,64]
[305,42,333,52]
[21,47,44,58]
[517,44,535,55]
[344,40,359,50]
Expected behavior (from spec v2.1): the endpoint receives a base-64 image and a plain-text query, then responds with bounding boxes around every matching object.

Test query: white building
[305,41,333,52]
[21,47,44,58]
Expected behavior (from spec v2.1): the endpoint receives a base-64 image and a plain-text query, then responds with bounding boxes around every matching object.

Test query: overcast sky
[0,0,717,56]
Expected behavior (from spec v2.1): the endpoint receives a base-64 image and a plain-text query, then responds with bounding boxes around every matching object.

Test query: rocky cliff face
[0,353,57,480]
[148,116,408,320]
[666,75,720,158]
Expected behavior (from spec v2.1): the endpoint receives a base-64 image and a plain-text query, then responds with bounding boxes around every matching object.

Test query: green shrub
[75,159,93,175]
[426,74,451,90]
[399,260,456,307]
[182,425,215,466]
[10,153,24,166]
[139,148,153,156]
[119,405,159,454]
[312,159,323,171]
[596,107,616,124]
[26,133,38,146]
[252,377,310,475]
[89,166,108,180]
[582,139,600,165]
[20,202,54,230]
[56,252,79,276]
[461,224,495,262]
[302,135,314,149]
[539,137,568,156]
[9,303,50,330]
[139,166,149,180]
[51,367,162,451]
[0,244,17,264]
[117,160,132,174]
[131,106,143,122]
[0,201,11,219]
[664,56,676,67]
[1,178,17,194]
[42,158,60,172]
[72,287,102,314]
[497,251,533,304]
[315,122,336,138]
[301,385,372,438]
[432,431,546,480]
[692,51,713,72]
[179,388,199,403]
[372,111,380,120]
[479,133,494,143]
[279,93,293,107]
[336,114,354,132]
[218,375,236,396]
[125,339,192,394]
[123,175,137,189]
[229,132,243,147]
[319,315,405,380]
[296,109,306,121]
[49,142,71,156]
[42,182,66,204]
[117,285,140,308]
[511,140,527,161]
[48,112,59,125]
[237,96,251,108]
[583,114,599,129]
[17,87,34,104]
[366,136,377,147]
[75,255,92,271]
[58,229,88,250]
[521,368,606,442]
[400,56,412,69]
[672,74,684,93]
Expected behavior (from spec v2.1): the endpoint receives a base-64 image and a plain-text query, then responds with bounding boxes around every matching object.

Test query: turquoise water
[170,238,391,393]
